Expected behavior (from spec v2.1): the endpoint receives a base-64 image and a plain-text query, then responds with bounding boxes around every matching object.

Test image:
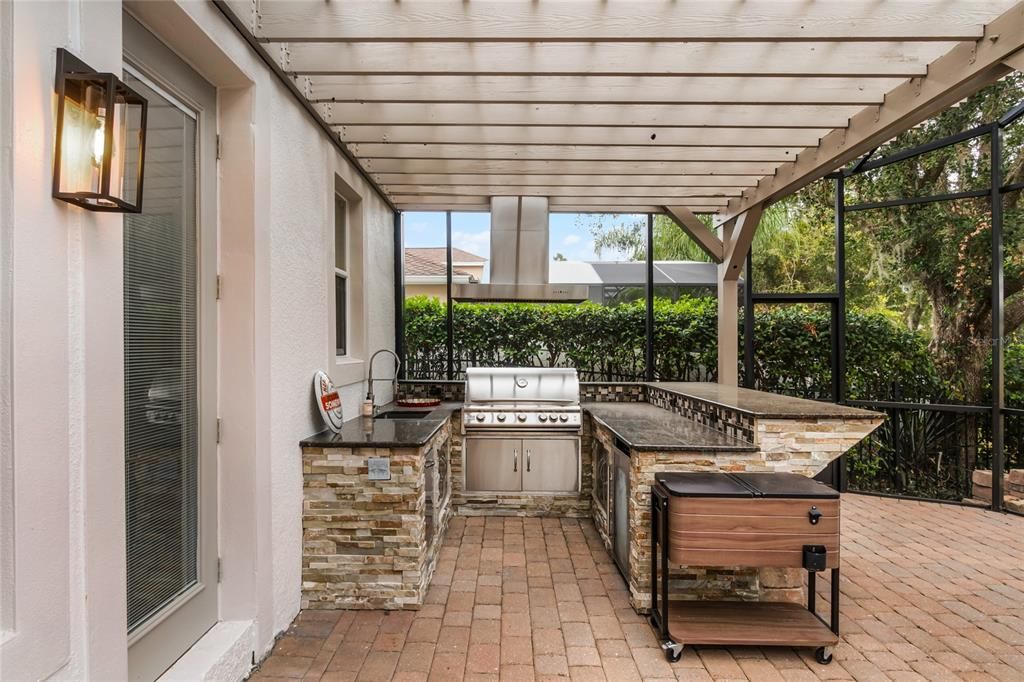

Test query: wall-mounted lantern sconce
[53,48,147,213]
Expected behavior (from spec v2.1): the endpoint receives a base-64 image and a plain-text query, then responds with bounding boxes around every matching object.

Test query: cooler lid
[655,472,755,498]
[732,472,839,499]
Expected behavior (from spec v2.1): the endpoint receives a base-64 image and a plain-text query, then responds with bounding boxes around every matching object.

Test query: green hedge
[404,295,945,401]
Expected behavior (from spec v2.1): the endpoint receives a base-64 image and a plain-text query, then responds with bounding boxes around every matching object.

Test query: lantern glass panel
[58,79,106,197]
[111,92,144,206]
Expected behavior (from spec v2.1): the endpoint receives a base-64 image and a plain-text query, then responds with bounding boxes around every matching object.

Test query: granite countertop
[584,402,758,452]
[647,382,882,419]
[300,402,460,448]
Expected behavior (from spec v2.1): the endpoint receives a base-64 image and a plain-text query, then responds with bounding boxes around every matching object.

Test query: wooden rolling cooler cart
[650,472,840,664]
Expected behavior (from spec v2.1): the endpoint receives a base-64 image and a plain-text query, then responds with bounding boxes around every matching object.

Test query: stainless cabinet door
[464,438,522,491]
[521,439,579,492]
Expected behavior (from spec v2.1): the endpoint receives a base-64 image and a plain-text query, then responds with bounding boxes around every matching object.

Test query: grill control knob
[496,413,506,422]
[549,413,558,422]
[475,413,486,422]
[517,413,527,423]
[538,414,548,422]
[559,414,569,422]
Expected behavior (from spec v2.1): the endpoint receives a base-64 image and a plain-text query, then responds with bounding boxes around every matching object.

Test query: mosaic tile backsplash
[647,384,755,443]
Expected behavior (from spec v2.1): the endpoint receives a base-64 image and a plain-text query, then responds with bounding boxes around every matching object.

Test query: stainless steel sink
[374,410,432,420]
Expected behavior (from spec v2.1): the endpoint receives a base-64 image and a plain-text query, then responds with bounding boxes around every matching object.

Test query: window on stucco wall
[335,193,349,357]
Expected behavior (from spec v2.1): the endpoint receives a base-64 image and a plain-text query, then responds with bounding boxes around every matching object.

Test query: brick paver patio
[253,494,1024,681]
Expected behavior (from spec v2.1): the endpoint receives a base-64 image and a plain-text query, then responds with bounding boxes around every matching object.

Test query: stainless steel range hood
[452,196,588,302]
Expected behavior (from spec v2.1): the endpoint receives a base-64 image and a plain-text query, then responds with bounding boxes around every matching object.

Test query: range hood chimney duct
[452,196,588,302]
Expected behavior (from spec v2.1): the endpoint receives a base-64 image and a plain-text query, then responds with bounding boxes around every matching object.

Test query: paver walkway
[253,494,1024,681]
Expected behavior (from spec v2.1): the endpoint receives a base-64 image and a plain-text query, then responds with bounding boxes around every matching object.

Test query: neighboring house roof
[405,247,486,279]
[407,247,486,266]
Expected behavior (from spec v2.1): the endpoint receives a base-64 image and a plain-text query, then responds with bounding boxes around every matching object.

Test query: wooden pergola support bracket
[664,205,724,263]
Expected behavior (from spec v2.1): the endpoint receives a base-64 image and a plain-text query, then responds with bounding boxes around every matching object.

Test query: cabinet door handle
[526,449,532,472]
[513,449,518,472]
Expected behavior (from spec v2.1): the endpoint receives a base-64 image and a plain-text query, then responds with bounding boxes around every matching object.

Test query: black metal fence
[842,401,1023,513]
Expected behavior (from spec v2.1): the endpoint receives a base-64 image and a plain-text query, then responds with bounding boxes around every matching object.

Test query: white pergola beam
[321,103,863,128]
[726,2,1024,218]
[392,195,729,209]
[309,75,899,105]
[245,1,1009,41]
[280,41,946,77]
[664,206,724,263]
[363,158,781,175]
[398,204,681,214]
[339,125,829,148]
[373,174,762,188]
[388,186,742,199]
[353,144,799,163]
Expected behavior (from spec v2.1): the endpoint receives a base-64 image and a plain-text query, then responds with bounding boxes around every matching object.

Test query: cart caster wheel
[662,641,684,663]
[815,647,833,665]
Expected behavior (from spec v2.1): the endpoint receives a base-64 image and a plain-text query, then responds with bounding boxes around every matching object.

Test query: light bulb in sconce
[92,114,106,167]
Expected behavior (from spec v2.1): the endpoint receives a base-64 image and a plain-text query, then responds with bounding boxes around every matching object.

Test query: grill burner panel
[463,367,582,433]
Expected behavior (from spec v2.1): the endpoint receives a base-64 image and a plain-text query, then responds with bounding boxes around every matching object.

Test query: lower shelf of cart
[666,600,839,647]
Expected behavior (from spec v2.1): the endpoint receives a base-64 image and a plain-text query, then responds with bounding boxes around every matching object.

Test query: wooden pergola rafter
[215,0,1024,383]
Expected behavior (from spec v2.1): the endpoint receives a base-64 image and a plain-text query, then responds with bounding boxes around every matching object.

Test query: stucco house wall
[0,1,396,680]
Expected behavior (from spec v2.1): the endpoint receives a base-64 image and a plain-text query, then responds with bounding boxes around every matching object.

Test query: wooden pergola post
[717,217,739,385]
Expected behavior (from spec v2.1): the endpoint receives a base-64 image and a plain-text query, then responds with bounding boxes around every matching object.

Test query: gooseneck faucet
[366,348,402,415]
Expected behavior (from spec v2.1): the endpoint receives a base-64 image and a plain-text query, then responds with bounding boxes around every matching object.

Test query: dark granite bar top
[647,382,882,419]
[300,403,459,448]
[584,402,758,452]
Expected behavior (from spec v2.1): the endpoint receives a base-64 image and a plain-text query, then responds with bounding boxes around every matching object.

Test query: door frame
[122,14,219,681]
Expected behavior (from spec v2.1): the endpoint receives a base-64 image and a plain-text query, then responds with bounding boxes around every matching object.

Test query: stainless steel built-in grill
[462,367,582,431]
[462,367,582,493]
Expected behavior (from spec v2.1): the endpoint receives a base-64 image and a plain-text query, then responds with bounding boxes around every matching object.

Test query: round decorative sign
[313,370,344,433]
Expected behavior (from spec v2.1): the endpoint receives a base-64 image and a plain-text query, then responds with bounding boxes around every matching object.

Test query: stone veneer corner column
[301,424,450,610]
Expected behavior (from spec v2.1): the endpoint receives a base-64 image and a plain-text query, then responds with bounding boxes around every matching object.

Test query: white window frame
[334,193,350,359]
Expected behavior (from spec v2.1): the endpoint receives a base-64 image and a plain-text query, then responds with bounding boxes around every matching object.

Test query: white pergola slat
[319,102,865,129]
[278,41,951,77]
[240,1,1007,41]
[306,75,901,105]
[361,159,783,176]
[353,144,800,162]
[381,186,743,199]
[394,195,730,207]
[338,126,830,148]
[372,174,763,188]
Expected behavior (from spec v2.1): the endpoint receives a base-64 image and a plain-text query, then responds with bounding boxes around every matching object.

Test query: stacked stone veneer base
[301,424,451,610]
[590,398,883,613]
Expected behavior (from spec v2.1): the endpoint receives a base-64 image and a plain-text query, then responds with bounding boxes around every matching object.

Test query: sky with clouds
[403,211,646,281]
